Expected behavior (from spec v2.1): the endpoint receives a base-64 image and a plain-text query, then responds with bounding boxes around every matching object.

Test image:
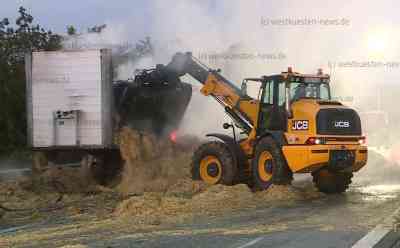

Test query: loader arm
[161,52,259,134]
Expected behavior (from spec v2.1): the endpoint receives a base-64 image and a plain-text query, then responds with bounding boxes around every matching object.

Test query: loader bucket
[113,78,192,137]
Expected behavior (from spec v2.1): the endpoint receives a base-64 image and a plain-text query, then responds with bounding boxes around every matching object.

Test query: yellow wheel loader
[140,52,368,194]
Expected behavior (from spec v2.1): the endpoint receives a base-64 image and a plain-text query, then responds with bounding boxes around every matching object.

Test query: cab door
[257,79,287,132]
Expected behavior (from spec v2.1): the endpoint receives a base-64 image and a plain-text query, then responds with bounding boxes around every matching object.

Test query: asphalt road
[1,166,400,247]
[95,177,400,248]
[0,159,31,181]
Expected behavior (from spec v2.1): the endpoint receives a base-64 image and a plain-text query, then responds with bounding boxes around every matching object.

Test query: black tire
[251,136,293,191]
[191,141,237,185]
[94,150,123,186]
[312,169,353,194]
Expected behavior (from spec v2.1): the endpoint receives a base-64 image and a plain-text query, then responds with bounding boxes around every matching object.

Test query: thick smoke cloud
[63,0,400,164]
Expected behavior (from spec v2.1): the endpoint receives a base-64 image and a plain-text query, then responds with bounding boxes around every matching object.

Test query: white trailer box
[25,49,113,149]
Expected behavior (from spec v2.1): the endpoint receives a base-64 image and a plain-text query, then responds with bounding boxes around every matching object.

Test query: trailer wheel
[85,150,123,186]
[312,169,353,194]
[251,136,292,191]
[191,141,236,185]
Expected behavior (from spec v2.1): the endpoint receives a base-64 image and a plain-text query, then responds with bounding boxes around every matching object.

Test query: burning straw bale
[117,127,192,196]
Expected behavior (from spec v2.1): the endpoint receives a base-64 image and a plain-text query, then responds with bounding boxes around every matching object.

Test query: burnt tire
[312,169,353,194]
[191,141,236,185]
[251,136,293,191]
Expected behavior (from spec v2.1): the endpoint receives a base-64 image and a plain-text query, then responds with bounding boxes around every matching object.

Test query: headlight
[305,137,325,145]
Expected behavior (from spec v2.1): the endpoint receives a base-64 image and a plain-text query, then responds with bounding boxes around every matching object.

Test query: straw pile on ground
[112,126,323,224]
[0,126,324,227]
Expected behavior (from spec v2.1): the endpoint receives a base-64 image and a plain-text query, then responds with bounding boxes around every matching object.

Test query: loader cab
[242,76,286,132]
[242,69,331,134]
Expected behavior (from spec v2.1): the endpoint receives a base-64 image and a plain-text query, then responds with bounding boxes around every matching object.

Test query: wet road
[98,177,400,248]
[114,152,400,248]
[0,159,31,181]
[1,164,400,247]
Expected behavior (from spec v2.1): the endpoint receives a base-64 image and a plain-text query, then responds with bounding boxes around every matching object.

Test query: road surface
[1,166,400,247]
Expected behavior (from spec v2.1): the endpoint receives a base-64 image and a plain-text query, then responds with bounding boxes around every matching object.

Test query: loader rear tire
[312,169,353,194]
[251,136,292,191]
[191,141,236,185]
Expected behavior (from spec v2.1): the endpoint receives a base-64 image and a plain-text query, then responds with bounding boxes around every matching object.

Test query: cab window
[278,82,286,106]
[320,84,330,99]
[262,81,274,104]
[290,82,331,101]
[246,81,262,100]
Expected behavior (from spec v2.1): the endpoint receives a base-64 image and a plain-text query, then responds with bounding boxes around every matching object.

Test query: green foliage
[0,7,62,153]
[67,25,77,36]
[88,24,106,33]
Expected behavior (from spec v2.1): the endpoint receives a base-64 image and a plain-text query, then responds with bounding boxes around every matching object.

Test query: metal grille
[317,108,362,135]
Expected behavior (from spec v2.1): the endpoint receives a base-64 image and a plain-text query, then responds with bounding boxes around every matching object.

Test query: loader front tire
[312,169,353,194]
[191,141,236,185]
[251,136,292,191]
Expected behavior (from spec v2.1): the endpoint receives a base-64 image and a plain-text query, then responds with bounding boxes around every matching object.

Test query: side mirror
[223,123,232,129]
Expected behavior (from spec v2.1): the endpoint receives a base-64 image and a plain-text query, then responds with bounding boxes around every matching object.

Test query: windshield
[290,82,330,101]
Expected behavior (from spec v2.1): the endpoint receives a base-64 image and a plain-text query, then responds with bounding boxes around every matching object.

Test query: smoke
[62,1,400,182]
[116,57,156,80]
[151,1,400,185]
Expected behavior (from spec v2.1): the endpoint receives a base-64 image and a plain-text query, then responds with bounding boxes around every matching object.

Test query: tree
[0,7,62,153]
[67,25,77,35]
[87,24,106,33]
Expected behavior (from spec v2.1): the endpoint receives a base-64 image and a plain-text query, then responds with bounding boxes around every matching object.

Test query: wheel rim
[200,155,222,184]
[317,169,335,182]
[318,169,334,178]
[258,151,274,182]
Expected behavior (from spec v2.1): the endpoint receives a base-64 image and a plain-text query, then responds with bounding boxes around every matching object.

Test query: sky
[2,0,155,34]
[1,0,216,34]
[3,0,400,96]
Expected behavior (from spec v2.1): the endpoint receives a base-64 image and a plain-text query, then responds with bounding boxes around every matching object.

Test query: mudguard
[257,130,287,147]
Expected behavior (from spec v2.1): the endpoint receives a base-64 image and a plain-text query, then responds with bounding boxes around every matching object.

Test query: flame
[169,130,178,143]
